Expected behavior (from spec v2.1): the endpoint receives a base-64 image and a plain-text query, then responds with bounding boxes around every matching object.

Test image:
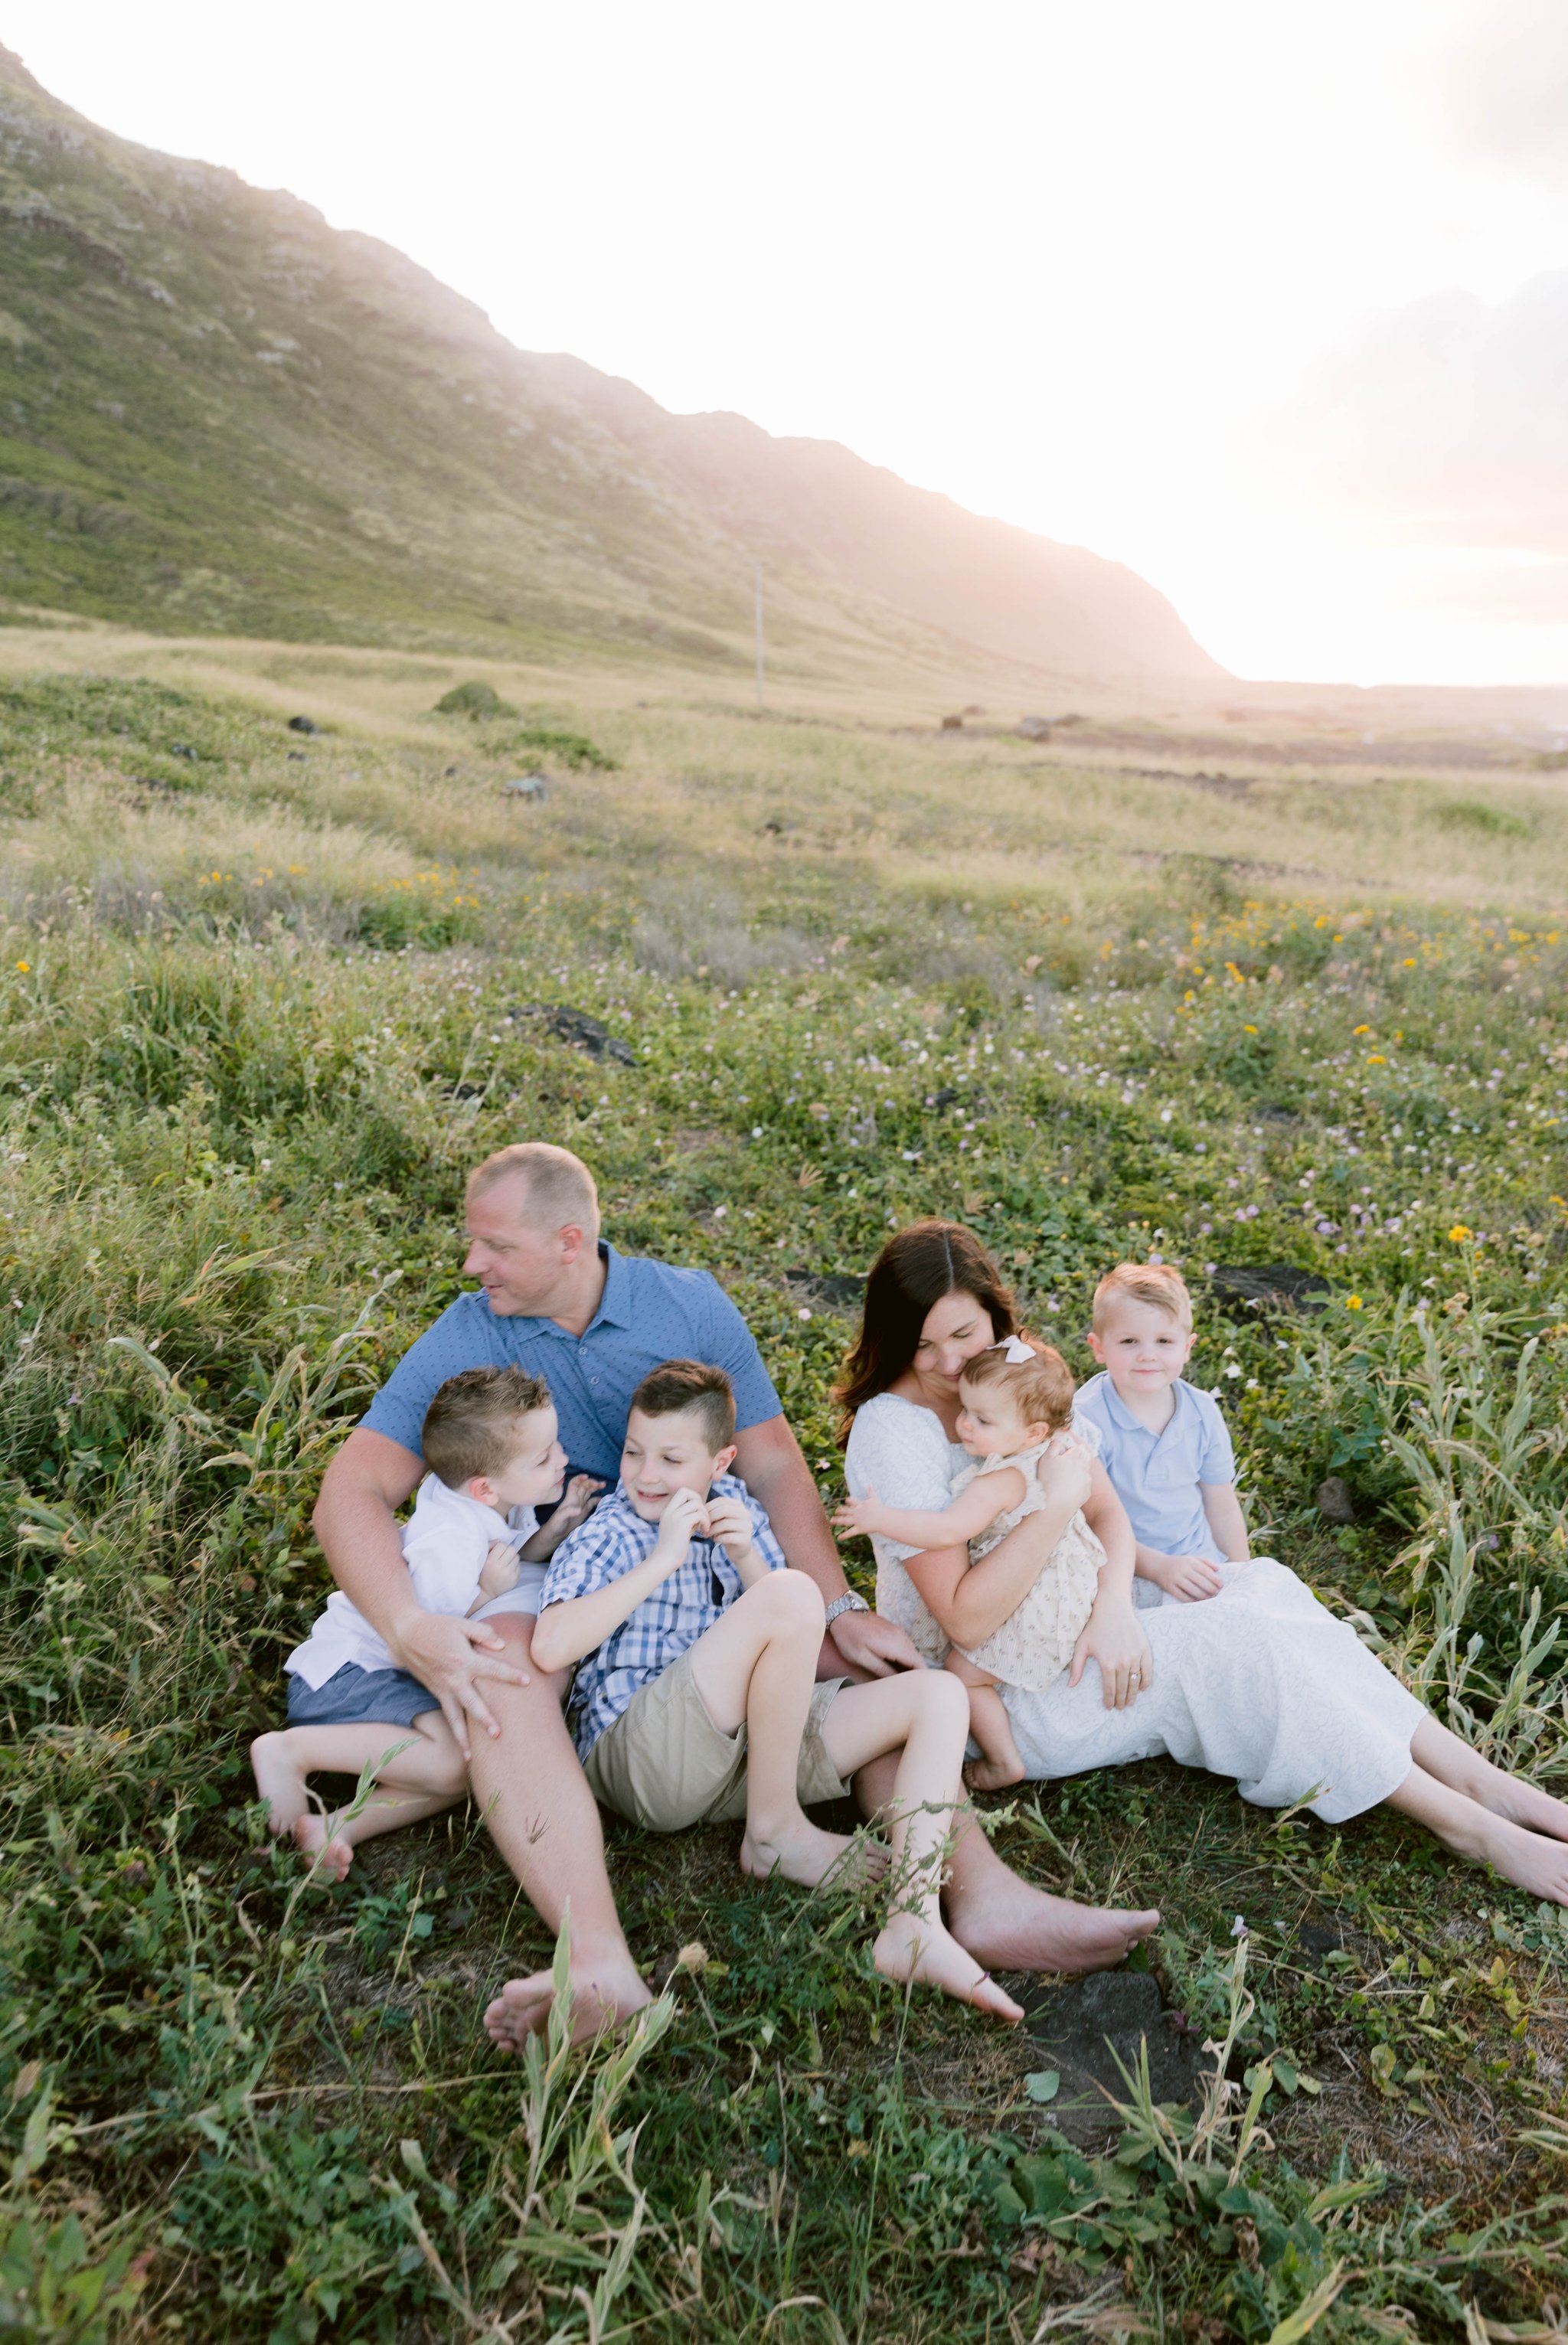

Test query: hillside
[0,44,1222,684]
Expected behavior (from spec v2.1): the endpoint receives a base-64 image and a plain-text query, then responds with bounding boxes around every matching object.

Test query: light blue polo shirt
[1073,1372,1236,1564]
[361,1243,782,1483]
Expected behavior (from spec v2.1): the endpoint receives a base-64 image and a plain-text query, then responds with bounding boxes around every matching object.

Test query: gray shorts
[286,1662,438,1728]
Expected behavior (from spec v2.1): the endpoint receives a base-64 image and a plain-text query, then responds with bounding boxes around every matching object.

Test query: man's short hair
[628,1359,737,1452]
[421,1365,552,1488]
[1092,1262,1194,1331]
[466,1141,599,1238]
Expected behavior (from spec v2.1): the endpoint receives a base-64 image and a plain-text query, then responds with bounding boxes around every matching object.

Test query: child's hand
[479,1539,521,1599]
[1143,1550,1223,1602]
[833,1484,889,1538]
[704,1494,756,1566]
[652,1486,708,1567]
[553,1475,604,1535]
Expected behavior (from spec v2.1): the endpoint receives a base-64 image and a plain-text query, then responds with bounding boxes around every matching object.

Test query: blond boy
[1076,1264,1250,1603]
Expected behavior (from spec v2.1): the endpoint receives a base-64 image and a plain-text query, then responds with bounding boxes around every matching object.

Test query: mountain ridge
[0,44,1223,684]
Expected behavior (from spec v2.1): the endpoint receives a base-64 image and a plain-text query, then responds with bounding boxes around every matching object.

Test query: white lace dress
[844,1392,1424,1824]
[952,1436,1105,1692]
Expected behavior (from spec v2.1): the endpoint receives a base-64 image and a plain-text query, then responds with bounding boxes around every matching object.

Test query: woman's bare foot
[1479,1813,1568,1902]
[1477,1775,1568,1845]
[483,1942,654,2053]
[740,1819,888,1889]
[874,1913,1025,2022]
[946,1873,1159,1975]
[964,1752,1025,1793]
[250,1733,310,1835]
[292,1814,354,1883]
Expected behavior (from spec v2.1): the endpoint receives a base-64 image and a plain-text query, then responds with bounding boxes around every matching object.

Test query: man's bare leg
[1387,1759,1568,1901]
[688,1571,876,1887]
[851,1750,1159,1974]
[474,1617,652,2049]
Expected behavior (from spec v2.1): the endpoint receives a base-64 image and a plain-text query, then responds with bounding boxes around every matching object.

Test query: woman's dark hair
[834,1220,1018,1444]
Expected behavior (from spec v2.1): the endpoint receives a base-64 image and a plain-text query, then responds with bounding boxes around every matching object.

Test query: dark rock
[1018,1971,1207,2145]
[1316,1475,1357,1526]
[1295,1918,1348,1968]
[930,1086,961,1110]
[287,714,318,735]
[1207,1264,1331,1316]
[515,1004,635,1066]
[940,713,964,730]
[168,741,199,761]
[287,750,307,762]
[784,1267,866,1317]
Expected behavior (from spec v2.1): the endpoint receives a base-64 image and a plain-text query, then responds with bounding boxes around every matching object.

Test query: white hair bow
[992,1335,1035,1364]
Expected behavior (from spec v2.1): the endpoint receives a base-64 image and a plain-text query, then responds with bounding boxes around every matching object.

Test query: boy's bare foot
[483,1943,654,2053]
[250,1733,309,1835]
[964,1752,1026,1793]
[292,1814,354,1883]
[874,1914,1025,2022]
[946,1874,1160,1975]
[740,1820,889,1890]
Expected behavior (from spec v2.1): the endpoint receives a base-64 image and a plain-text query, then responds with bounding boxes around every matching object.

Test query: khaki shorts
[583,1645,851,1831]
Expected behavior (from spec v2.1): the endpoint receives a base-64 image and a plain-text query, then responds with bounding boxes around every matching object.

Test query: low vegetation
[4,638,1568,2340]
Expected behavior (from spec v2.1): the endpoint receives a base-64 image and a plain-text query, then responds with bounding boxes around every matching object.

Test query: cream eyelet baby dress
[953,1432,1106,1692]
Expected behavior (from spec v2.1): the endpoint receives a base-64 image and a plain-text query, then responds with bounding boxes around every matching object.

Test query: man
[314,1144,1155,2042]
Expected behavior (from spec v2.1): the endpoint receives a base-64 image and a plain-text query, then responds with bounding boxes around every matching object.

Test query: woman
[840,1222,1568,1901]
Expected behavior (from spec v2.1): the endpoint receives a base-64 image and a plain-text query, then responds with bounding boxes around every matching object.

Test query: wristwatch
[823,1591,871,1628]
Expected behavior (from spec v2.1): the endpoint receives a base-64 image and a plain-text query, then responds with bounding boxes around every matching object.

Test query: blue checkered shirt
[539,1474,786,1758]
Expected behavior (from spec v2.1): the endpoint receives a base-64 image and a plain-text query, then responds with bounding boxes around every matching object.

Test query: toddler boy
[252,1365,600,1876]
[1076,1264,1250,1605]
[531,1359,1023,2020]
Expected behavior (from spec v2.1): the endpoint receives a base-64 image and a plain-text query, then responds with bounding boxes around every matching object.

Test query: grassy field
[5,625,1568,2342]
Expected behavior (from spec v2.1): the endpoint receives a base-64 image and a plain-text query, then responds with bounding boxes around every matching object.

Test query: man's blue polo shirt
[361,1243,782,1481]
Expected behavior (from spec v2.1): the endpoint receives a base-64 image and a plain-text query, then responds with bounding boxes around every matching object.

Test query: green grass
[4,655,1568,2340]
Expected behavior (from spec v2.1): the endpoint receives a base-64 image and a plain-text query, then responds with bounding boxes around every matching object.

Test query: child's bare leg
[821,1671,1024,2023]
[251,1716,467,1883]
[944,1651,1024,1791]
[1387,1758,1568,1902]
[688,1571,872,1886]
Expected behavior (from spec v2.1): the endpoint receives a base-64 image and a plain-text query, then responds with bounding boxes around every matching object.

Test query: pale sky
[12,0,1568,686]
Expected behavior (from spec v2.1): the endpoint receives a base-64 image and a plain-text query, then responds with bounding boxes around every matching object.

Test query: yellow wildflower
[1448,1224,1473,1243]
[1345,1295,1364,1311]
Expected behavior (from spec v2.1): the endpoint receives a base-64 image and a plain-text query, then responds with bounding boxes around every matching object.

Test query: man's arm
[732,1413,923,1676]
[312,1426,528,1759]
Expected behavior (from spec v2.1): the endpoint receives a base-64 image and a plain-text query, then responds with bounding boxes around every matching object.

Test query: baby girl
[835,1336,1105,1788]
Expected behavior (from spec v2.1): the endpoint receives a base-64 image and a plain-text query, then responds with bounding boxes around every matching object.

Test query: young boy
[530,1359,1024,2021]
[252,1366,602,1878]
[1076,1263,1251,1604]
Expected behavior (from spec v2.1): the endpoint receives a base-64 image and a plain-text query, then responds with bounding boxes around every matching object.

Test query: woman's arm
[834,1469,1023,1553]
[1068,1462,1155,1707]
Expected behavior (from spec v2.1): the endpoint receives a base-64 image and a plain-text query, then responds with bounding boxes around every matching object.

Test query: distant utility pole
[754,562,764,707]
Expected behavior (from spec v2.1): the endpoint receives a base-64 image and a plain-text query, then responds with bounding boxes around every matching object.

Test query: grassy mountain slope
[0,44,1222,682]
